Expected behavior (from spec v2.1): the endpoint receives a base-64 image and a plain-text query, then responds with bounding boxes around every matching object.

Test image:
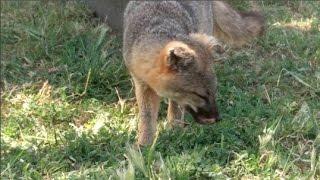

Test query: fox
[123,1,265,145]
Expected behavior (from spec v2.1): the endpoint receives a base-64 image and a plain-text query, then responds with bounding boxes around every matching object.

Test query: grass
[1,1,319,179]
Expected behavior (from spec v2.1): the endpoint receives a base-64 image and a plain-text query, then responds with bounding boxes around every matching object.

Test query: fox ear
[190,33,225,54]
[166,45,195,71]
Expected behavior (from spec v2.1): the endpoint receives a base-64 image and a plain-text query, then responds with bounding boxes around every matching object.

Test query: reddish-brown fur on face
[131,39,210,93]
[130,36,221,146]
[155,39,220,121]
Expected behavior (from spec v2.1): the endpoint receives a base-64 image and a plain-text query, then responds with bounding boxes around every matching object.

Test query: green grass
[1,1,319,179]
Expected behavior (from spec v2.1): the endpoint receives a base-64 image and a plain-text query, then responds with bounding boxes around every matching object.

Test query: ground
[1,1,319,179]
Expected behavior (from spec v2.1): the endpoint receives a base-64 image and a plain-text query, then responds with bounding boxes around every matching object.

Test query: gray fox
[123,1,265,145]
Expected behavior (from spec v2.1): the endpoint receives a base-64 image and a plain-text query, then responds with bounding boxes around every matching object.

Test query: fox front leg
[167,100,189,127]
[133,78,160,146]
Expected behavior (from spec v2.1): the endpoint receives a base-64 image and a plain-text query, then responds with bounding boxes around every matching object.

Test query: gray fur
[123,1,214,64]
[122,1,265,145]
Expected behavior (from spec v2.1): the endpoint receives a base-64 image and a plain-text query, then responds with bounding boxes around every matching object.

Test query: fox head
[148,33,222,124]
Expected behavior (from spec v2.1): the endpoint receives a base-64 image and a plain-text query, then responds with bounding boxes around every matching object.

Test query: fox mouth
[185,106,220,124]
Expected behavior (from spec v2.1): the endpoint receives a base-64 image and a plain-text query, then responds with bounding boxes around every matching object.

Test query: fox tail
[212,1,265,47]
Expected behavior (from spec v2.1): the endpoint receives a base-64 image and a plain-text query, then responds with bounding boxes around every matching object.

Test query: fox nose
[200,100,219,118]
[195,111,220,124]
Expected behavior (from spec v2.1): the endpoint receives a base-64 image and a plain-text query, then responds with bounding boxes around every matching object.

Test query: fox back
[123,1,214,63]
